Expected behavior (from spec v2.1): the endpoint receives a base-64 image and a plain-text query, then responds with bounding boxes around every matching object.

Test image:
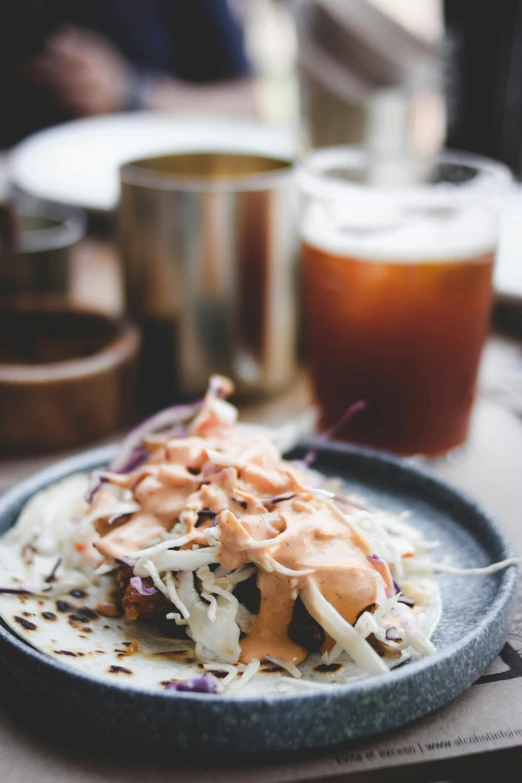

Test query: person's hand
[29,26,132,116]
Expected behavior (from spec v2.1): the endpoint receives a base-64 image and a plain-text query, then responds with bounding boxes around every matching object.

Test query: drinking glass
[299,148,512,456]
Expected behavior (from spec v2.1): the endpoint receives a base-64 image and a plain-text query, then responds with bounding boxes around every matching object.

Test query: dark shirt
[444,0,522,175]
[0,0,250,146]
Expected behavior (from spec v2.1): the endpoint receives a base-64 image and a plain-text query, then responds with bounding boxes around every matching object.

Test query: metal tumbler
[119,130,297,410]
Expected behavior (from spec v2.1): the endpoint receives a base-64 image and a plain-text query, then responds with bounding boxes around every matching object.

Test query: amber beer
[302,224,495,456]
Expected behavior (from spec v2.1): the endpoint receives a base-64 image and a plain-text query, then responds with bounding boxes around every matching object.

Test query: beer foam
[301,202,497,263]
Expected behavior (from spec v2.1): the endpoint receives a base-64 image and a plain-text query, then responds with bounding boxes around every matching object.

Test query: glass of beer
[299,148,512,456]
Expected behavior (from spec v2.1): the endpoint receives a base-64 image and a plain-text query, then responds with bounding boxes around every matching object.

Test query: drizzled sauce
[216,498,389,663]
[88,377,393,664]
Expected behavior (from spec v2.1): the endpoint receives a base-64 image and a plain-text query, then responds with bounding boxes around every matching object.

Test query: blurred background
[2,6,522,778]
[4,0,522,163]
[1,0,522,459]
[0,0,441,154]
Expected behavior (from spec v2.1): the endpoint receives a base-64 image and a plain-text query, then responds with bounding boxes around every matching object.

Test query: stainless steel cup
[119,135,297,409]
[0,203,85,298]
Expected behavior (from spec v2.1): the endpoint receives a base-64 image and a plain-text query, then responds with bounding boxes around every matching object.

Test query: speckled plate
[0,443,517,755]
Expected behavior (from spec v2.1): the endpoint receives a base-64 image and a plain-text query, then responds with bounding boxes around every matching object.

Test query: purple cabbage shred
[117,446,150,474]
[385,626,402,641]
[114,557,134,569]
[84,401,204,505]
[304,400,367,467]
[165,672,219,694]
[85,471,108,504]
[398,595,415,607]
[109,401,202,474]
[265,493,295,505]
[130,576,157,596]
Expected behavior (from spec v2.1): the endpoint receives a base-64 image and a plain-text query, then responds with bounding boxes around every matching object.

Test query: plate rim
[9,113,296,212]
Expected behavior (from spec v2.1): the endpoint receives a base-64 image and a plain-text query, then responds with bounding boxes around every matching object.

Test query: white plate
[8,113,295,212]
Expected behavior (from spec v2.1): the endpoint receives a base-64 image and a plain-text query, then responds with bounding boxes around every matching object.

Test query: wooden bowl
[0,299,140,454]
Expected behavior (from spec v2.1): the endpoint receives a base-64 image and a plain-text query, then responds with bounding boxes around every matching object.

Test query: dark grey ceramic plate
[0,443,517,755]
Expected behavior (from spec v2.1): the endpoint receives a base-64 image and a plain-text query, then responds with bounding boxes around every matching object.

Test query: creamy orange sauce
[92,423,281,560]
[87,377,394,665]
[240,571,307,664]
[218,499,387,663]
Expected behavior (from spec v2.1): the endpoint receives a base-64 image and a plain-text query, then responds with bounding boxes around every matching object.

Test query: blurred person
[0,0,256,147]
[444,0,522,175]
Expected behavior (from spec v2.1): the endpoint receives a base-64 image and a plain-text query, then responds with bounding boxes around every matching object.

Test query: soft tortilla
[0,474,442,697]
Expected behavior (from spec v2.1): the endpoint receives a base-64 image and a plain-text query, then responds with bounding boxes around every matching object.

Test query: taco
[0,377,442,696]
